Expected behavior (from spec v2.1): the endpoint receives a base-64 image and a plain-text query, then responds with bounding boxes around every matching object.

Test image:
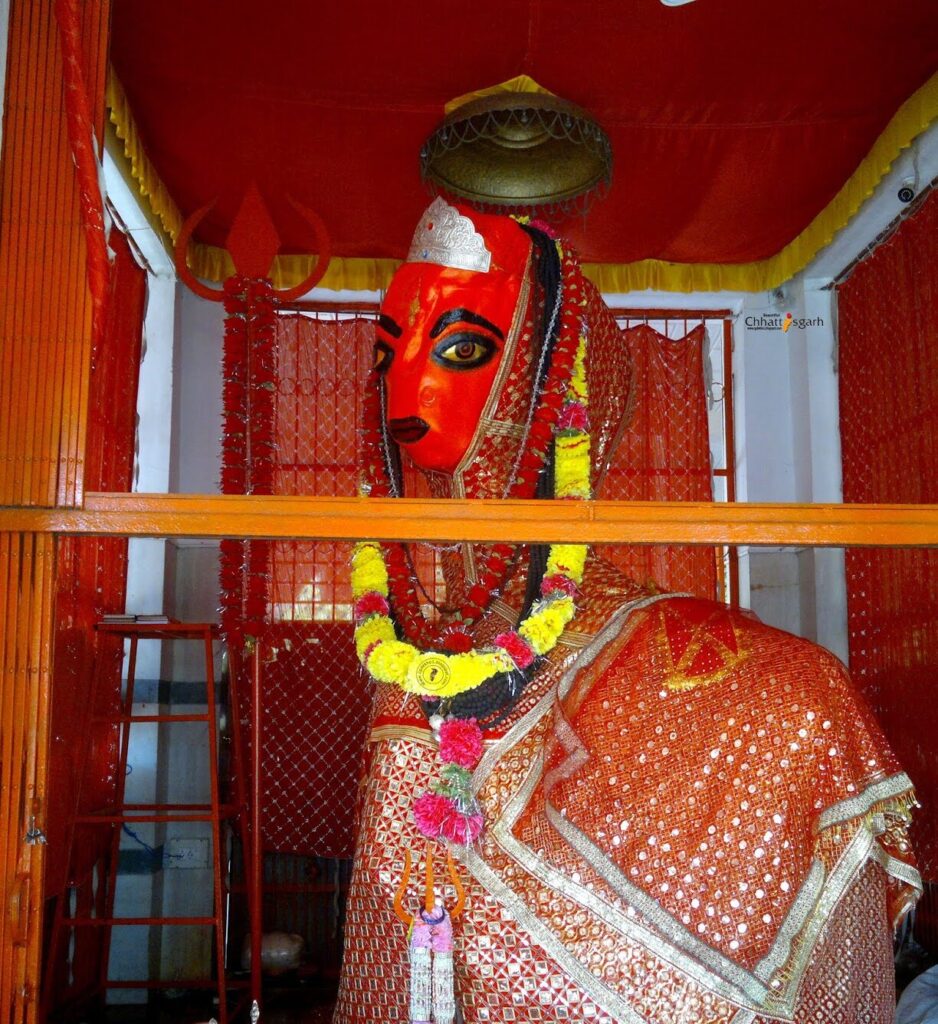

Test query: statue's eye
[431,333,497,370]
[373,341,394,374]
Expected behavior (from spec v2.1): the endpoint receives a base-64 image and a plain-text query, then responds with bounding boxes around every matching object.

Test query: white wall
[170,288,224,493]
[731,284,846,657]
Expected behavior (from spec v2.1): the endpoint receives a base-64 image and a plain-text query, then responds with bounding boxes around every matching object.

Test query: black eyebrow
[429,308,504,341]
[377,314,402,339]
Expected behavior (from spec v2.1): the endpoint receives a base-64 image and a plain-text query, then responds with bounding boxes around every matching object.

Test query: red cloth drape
[44,230,145,1000]
[46,229,146,890]
[839,188,938,879]
[255,316,375,856]
[601,323,717,599]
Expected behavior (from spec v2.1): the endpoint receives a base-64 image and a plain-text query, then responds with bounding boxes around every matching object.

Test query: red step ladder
[43,622,253,1022]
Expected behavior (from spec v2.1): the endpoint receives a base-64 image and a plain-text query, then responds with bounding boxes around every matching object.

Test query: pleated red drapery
[601,323,717,599]
[838,188,938,880]
[44,229,146,1004]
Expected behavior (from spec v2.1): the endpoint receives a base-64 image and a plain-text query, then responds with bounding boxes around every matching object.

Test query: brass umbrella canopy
[420,83,613,216]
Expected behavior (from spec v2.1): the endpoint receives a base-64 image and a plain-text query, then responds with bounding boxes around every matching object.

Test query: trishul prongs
[393,844,466,927]
[173,184,332,302]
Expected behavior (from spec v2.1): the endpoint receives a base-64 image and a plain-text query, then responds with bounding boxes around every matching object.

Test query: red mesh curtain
[839,188,938,880]
[254,316,376,857]
[44,229,146,1002]
[601,323,717,599]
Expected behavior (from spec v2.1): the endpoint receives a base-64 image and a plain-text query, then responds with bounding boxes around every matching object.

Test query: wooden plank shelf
[2,493,938,547]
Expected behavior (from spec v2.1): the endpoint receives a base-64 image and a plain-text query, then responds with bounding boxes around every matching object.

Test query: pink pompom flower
[353,592,390,620]
[557,402,589,432]
[540,573,579,599]
[494,631,536,670]
[413,792,456,838]
[438,718,484,770]
[441,811,484,845]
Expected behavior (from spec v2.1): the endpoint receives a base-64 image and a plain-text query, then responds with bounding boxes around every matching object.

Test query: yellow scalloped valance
[106,67,938,295]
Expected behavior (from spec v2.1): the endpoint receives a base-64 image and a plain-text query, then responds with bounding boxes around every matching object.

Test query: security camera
[897,178,916,204]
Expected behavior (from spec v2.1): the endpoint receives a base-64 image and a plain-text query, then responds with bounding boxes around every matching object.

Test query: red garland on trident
[173,185,331,651]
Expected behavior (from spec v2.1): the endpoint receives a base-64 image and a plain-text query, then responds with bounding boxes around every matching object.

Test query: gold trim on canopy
[106,67,938,294]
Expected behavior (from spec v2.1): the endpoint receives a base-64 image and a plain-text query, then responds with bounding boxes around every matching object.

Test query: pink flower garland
[493,631,536,670]
[413,718,485,846]
[438,718,484,769]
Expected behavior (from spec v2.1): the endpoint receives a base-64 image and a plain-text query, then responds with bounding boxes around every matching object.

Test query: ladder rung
[75,805,237,824]
[95,713,211,724]
[105,978,249,989]
[122,802,213,811]
[66,916,217,927]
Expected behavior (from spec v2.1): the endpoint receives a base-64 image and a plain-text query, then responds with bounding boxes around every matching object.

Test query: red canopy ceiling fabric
[109,1,938,267]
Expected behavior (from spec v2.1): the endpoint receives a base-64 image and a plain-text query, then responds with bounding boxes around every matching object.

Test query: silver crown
[406,197,492,273]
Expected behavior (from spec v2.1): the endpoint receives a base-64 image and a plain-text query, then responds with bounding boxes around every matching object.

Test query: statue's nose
[388,417,430,444]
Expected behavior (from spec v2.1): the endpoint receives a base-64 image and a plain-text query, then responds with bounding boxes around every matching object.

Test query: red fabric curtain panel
[601,323,717,599]
[44,229,146,1003]
[254,316,375,857]
[838,188,938,880]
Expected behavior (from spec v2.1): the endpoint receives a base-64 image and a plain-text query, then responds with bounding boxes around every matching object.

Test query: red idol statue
[333,199,920,1024]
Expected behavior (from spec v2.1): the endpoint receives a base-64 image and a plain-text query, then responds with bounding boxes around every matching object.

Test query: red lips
[389,417,430,444]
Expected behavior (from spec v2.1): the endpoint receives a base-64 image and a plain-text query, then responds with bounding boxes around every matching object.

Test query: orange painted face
[376,216,530,474]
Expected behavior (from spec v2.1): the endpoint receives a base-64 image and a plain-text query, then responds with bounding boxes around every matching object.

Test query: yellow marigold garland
[350,541,388,596]
[546,543,588,580]
[351,332,592,699]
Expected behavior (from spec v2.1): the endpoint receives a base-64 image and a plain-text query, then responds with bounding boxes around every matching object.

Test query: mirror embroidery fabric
[333,202,920,1023]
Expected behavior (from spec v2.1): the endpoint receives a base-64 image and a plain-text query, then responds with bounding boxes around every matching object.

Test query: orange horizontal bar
[1,493,937,547]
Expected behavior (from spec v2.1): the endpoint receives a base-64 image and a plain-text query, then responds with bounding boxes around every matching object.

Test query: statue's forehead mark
[408,291,421,328]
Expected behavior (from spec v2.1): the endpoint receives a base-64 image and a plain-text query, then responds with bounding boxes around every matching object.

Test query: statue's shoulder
[567,558,889,773]
[604,590,853,706]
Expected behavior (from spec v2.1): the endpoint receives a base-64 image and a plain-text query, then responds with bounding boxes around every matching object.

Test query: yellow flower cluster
[555,332,592,500]
[354,615,395,660]
[555,434,591,499]
[569,332,589,404]
[546,544,587,584]
[360,637,519,698]
[403,650,514,698]
[367,640,418,684]
[519,596,576,654]
[350,541,388,599]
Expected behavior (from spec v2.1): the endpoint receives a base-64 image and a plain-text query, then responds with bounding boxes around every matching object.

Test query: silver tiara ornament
[406,197,492,274]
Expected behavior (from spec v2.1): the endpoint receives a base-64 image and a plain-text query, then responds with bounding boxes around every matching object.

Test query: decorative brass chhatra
[420,89,612,214]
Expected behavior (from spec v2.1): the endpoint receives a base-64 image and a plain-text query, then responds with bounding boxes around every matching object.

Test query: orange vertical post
[0,1,111,1020]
